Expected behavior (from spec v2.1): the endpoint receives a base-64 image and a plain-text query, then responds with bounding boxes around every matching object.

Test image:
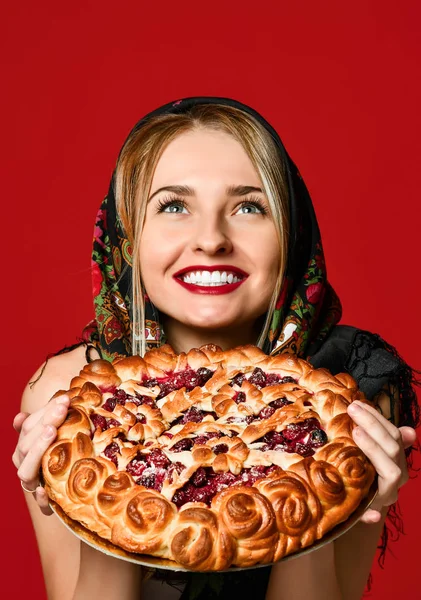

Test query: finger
[399,426,418,450]
[352,427,402,504]
[18,396,70,456]
[19,393,70,439]
[348,401,401,441]
[359,508,383,524]
[34,487,53,516]
[17,424,57,490]
[348,402,403,462]
[13,412,30,433]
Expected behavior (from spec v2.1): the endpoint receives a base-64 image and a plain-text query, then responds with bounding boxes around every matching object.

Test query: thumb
[13,412,30,433]
[399,426,418,449]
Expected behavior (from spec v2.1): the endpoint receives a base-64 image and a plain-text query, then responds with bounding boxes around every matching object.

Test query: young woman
[12,97,419,600]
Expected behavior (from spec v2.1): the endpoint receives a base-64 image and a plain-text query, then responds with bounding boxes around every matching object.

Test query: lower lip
[174,277,247,295]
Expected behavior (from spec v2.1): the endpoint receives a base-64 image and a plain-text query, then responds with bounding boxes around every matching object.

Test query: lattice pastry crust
[42,344,376,570]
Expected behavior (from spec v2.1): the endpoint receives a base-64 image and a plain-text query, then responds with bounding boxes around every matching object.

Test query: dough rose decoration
[41,343,376,570]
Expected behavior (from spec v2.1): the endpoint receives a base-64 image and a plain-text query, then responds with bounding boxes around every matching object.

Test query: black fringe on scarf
[30,331,420,599]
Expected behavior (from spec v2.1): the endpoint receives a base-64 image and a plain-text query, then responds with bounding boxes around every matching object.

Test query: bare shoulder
[21,345,101,414]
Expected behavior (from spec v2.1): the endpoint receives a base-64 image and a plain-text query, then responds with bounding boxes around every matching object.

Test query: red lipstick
[173,265,249,295]
[173,265,249,278]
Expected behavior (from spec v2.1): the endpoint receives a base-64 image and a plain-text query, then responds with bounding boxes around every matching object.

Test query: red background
[3,1,420,598]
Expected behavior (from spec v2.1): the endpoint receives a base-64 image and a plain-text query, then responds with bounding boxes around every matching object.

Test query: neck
[161,316,265,354]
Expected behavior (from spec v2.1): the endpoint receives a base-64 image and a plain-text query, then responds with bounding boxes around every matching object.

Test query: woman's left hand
[347,400,418,524]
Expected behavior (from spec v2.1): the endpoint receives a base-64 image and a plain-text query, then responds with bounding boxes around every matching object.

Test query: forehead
[151,128,261,187]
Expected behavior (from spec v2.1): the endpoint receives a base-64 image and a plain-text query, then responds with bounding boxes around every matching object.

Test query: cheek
[138,225,180,291]
[256,236,281,282]
[140,221,168,264]
[138,229,162,289]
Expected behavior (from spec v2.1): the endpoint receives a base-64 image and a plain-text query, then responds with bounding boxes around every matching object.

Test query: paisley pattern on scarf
[68,97,419,600]
[82,96,342,361]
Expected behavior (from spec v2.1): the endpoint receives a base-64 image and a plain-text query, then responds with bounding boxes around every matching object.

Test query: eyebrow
[148,184,264,202]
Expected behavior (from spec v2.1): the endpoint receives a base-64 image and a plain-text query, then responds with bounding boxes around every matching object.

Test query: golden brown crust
[42,344,376,570]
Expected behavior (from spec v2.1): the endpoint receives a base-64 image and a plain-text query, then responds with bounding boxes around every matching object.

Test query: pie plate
[48,477,378,573]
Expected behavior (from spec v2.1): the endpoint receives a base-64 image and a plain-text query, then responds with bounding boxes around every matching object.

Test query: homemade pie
[41,343,376,570]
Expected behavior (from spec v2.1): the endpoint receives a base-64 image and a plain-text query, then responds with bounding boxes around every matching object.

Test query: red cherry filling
[257,398,293,420]
[213,443,229,454]
[248,368,267,388]
[173,406,205,425]
[167,461,186,483]
[103,442,121,466]
[194,431,224,445]
[258,406,275,419]
[171,438,194,452]
[140,469,167,491]
[171,431,225,452]
[146,448,171,469]
[270,397,293,409]
[191,467,207,487]
[103,389,131,410]
[226,415,254,425]
[310,428,328,446]
[281,417,319,441]
[135,395,156,408]
[91,414,121,431]
[103,390,156,412]
[172,464,280,508]
[248,368,298,389]
[126,452,147,478]
[233,391,246,404]
[126,451,168,492]
[259,418,328,457]
[103,398,117,412]
[230,372,246,387]
[142,367,214,400]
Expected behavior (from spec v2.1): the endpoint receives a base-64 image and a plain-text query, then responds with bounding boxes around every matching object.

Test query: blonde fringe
[114,105,289,357]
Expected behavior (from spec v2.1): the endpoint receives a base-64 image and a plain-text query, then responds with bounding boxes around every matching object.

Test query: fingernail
[56,395,69,404]
[42,425,55,439]
[348,402,362,414]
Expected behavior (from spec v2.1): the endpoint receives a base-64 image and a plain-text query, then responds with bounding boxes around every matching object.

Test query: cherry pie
[41,344,376,570]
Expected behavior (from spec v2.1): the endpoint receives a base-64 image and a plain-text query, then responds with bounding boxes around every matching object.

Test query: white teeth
[181,269,245,286]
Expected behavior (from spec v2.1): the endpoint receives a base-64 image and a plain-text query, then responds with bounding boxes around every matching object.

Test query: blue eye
[156,198,188,214]
[236,198,268,215]
[237,203,261,214]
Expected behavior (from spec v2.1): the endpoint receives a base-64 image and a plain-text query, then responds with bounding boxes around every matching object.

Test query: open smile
[173,265,249,295]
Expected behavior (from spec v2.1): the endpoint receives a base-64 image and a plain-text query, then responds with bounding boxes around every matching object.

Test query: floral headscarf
[82,96,342,361]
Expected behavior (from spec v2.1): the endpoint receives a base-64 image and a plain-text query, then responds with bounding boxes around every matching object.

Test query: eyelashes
[155,196,188,214]
[155,195,269,216]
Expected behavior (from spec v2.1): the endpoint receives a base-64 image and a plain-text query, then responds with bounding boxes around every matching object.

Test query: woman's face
[139,128,280,337]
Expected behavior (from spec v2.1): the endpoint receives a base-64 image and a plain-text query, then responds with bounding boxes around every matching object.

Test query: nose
[190,215,233,255]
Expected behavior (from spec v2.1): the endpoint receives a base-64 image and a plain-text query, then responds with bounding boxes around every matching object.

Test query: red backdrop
[3,1,420,598]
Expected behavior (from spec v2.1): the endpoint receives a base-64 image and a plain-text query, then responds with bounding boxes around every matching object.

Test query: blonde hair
[115,104,290,356]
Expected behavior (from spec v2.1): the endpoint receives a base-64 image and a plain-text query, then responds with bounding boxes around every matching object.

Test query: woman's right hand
[12,393,71,515]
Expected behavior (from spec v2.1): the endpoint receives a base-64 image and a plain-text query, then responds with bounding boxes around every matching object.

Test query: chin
[181,309,256,331]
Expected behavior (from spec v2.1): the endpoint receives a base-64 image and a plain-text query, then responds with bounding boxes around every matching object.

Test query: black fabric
[158,326,420,600]
[84,95,342,360]
[32,95,420,597]
[36,331,420,598]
